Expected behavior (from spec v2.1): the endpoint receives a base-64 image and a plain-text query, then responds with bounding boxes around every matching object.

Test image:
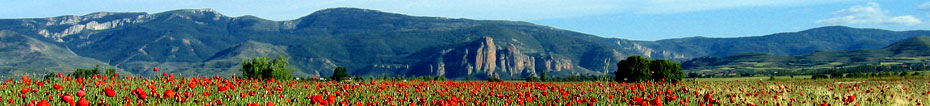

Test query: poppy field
[2,74,929,106]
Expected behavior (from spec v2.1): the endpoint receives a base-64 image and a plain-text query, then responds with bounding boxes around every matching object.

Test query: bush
[72,68,98,78]
[487,77,503,82]
[525,76,540,82]
[615,56,651,82]
[616,56,684,83]
[830,73,844,79]
[811,74,829,79]
[241,56,294,80]
[72,65,113,78]
[331,66,349,81]
[650,59,683,82]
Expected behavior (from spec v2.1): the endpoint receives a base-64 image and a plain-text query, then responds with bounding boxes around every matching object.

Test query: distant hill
[0,8,928,79]
[638,26,930,59]
[0,31,132,77]
[683,36,930,72]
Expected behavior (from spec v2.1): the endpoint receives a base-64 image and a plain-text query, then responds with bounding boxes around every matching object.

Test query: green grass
[691,71,929,82]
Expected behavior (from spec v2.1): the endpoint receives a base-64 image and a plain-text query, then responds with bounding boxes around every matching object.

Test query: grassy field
[1,72,928,105]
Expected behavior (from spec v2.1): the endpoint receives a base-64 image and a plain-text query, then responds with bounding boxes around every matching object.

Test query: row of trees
[238,56,686,82]
[615,56,684,82]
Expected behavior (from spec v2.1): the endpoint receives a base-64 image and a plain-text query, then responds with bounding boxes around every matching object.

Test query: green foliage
[72,68,98,78]
[72,65,112,78]
[104,68,116,77]
[811,74,829,79]
[830,73,844,78]
[650,59,683,82]
[331,66,349,81]
[846,72,869,78]
[525,76,540,82]
[43,73,56,80]
[616,56,651,82]
[241,56,294,80]
[616,56,683,82]
[539,71,548,82]
[487,77,503,82]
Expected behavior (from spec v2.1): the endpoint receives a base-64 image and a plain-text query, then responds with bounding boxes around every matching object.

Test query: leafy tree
[539,71,548,81]
[72,65,102,78]
[241,56,294,80]
[830,72,844,78]
[650,59,683,82]
[331,66,349,81]
[616,56,651,82]
[487,77,503,82]
[525,76,540,82]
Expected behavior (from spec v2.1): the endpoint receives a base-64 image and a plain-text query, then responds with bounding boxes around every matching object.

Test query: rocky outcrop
[413,36,599,79]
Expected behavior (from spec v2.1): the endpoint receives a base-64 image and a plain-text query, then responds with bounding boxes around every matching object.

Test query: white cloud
[920,2,930,11]
[634,0,848,14]
[816,2,922,26]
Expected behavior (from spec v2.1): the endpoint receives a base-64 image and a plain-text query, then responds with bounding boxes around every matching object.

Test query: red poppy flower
[218,85,228,92]
[133,88,147,100]
[164,89,176,98]
[104,88,116,97]
[77,90,86,97]
[61,94,74,104]
[77,98,89,106]
[37,100,49,106]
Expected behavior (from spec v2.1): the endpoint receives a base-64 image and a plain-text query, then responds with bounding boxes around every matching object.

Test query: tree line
[237,56,685,82]
[614,56,684,83]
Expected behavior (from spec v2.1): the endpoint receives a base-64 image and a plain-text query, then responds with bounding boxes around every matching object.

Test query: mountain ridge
[1,8,929,79]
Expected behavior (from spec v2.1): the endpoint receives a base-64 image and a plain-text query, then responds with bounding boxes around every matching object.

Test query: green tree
[72,65,101,78]
[487,77,503,82]
[525,76,540,82]
[616,56,651,82]
[650,59,683,82]
[241,56,294,80]
[331,66,349,81]
[539,71,548,82]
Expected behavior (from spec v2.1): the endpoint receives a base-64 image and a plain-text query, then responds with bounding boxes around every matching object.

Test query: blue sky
[2,0,928,41]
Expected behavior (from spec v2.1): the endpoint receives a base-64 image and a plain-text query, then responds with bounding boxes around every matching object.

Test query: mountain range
[683,36,930,72]
[1,8,928,79]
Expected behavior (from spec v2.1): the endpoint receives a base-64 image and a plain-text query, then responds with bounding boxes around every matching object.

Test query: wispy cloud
[816,2,922,26]
[920,2,930,11]
[632,0,846,14]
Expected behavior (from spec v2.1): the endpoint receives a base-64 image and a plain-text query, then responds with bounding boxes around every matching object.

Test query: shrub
[616,56,651,82]
[241,56,294,80]
[650,59,683,82]
[72,65,113,78]
[525,76,540,82]
[487,77,503,82]
[331,66,349,81]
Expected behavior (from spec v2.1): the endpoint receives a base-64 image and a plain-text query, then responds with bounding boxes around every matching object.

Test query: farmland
[2,74,928,106]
